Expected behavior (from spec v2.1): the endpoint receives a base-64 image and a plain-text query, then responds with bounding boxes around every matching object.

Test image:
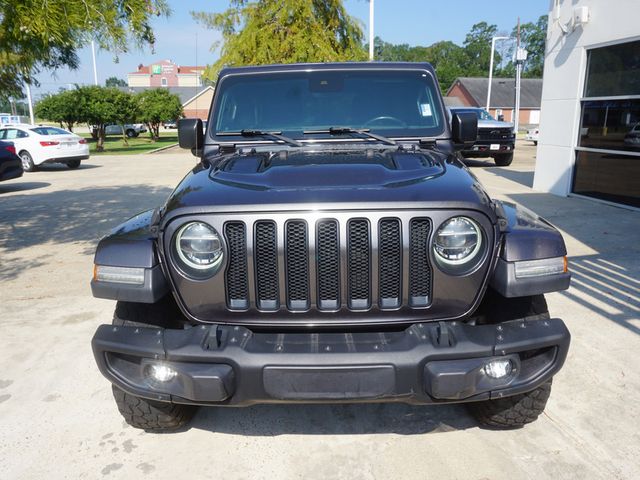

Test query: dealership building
[534,0,640,208]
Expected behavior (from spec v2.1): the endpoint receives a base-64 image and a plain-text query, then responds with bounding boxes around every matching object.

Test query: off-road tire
[19,151,36,172]
[112,385,196,431]
[467,379,552,429]
[66,159,81,169]
[494,152,513,166]
[110,296,195,431]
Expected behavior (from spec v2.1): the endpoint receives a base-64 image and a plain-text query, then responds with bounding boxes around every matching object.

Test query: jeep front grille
[223,216,432,313]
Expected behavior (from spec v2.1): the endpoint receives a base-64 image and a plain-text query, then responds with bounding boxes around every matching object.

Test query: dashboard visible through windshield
[211,69,445,141]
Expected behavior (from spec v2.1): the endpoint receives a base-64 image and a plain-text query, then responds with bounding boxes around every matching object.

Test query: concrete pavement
[0,141,638,479]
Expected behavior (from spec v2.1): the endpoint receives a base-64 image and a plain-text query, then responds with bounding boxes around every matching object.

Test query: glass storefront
[573,40,640,207]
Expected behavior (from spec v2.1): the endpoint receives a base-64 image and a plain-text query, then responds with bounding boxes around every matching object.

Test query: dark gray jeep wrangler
[91,62,571,431]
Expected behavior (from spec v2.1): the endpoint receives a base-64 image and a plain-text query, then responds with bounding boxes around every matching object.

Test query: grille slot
[378,219,402,309]
[285,221,310,310]
[224,222,249,309]
[254,221,279,310]
[347,219,371,310]
[316,220,340,310]
[409,218,432,307]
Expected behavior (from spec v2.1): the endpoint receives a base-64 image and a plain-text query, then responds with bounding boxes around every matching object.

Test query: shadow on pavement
[562,254,640,336]
[34,163,102,172]
[488,168,534,188]
[188,402,476,436]
[0,185,173,253]
[0,181,50,194]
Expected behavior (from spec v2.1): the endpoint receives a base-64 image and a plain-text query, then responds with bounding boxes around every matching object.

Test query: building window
[573,40,640,208]
[161,77,168,87]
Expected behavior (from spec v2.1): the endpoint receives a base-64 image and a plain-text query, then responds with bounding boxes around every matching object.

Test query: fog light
[484,358,513,379]
[144,363,177,383]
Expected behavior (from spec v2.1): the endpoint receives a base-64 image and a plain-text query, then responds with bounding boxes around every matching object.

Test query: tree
[192,0,366,81]
[75,86,138,151]
[463,22,500,77]
[136,89,183,140]
[34,89,82,131]
[517,15,548,77]
[424,41,469,94]
[0,0,170,99]
[106,77,128,88]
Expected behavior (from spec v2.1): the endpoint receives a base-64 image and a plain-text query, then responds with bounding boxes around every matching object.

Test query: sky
[31,0,549,99]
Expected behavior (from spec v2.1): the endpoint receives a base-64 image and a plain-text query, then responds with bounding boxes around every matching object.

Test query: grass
[80,131,178,155]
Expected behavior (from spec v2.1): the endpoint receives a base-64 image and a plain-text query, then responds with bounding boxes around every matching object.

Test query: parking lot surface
[1,141,639,479]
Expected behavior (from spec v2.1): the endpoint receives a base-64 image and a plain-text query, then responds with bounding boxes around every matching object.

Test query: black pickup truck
[91,62,570,431]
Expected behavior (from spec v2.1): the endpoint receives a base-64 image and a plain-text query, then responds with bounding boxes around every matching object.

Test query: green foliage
[0,0,170,99]
[463,22,500,76]
[517,15,548,77]
[135,89,183,140]
[106,77,128,88]
[34,89,82,131]
[74,86,139,151]
[192,0,366,80]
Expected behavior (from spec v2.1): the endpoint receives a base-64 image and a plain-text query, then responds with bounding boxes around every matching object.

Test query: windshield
[451,108,495,121]
[211,69,444,141]
[31,127,71,135]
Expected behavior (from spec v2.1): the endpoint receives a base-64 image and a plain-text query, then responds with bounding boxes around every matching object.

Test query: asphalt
[0,140,638,479]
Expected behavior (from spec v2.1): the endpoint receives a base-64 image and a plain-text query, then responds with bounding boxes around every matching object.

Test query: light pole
[369,0,374,61]
[91,40,98,85]
[486,36,510,112]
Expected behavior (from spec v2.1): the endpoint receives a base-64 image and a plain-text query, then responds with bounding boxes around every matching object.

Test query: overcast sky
[31,0,548,99]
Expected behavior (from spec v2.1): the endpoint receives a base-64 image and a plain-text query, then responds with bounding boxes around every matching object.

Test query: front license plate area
[490,143,500,150]
[263,365,396,400]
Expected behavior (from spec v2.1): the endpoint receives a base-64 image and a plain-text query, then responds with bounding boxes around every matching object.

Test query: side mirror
[178,118,204,157]
[451,112,478,149]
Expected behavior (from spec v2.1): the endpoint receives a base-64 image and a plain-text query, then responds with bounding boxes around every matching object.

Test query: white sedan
[0,124,90,171]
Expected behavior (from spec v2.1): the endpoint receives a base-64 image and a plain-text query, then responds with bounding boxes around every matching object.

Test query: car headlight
[433,217,483,267]
[174,222,224,277]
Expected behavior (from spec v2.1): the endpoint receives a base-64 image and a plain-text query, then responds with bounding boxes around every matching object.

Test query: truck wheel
[125,129,138,138]
[493,153,513,166]
[110,298,196,431]
[19,151,36,172]
[467,379,552,429]
[112,385,195,431]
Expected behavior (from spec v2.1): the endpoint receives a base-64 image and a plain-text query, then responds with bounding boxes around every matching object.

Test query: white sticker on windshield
[420,103,432,117]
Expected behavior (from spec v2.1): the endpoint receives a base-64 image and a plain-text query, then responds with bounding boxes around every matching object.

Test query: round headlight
[433,217,483,265]
[174,222,224,275]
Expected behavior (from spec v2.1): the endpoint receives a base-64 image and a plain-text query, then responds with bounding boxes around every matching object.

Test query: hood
[478,119,514,129]
[162,148,494,219]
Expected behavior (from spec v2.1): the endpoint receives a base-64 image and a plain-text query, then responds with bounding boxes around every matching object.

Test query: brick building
[127,59,204,88]
[446,77,543,127]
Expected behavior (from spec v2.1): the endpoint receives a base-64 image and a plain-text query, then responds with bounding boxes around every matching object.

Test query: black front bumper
[92,318,570,406]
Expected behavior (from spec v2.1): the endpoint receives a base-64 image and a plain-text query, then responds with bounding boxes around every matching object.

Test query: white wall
[533,0,640,196]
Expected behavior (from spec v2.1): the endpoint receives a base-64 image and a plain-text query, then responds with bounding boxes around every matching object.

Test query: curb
[145,143,179,154]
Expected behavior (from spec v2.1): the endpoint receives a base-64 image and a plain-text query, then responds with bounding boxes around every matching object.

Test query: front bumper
[462,140,514,157]
[92,318,570,406]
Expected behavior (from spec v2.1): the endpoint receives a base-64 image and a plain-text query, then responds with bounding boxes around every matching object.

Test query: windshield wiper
[303,127,397,145]
[217,129,302,147]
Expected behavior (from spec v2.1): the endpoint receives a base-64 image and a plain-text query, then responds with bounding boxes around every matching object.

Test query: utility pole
[514,18,527,135]
[369,0,374,61]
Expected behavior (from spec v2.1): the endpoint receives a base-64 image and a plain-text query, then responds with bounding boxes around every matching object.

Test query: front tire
[110,298,196,431]
[494,152,513,166]
[125,129,138,138]
[112,385,195,431]
[20,151,36,172]
[467,380,552,429]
